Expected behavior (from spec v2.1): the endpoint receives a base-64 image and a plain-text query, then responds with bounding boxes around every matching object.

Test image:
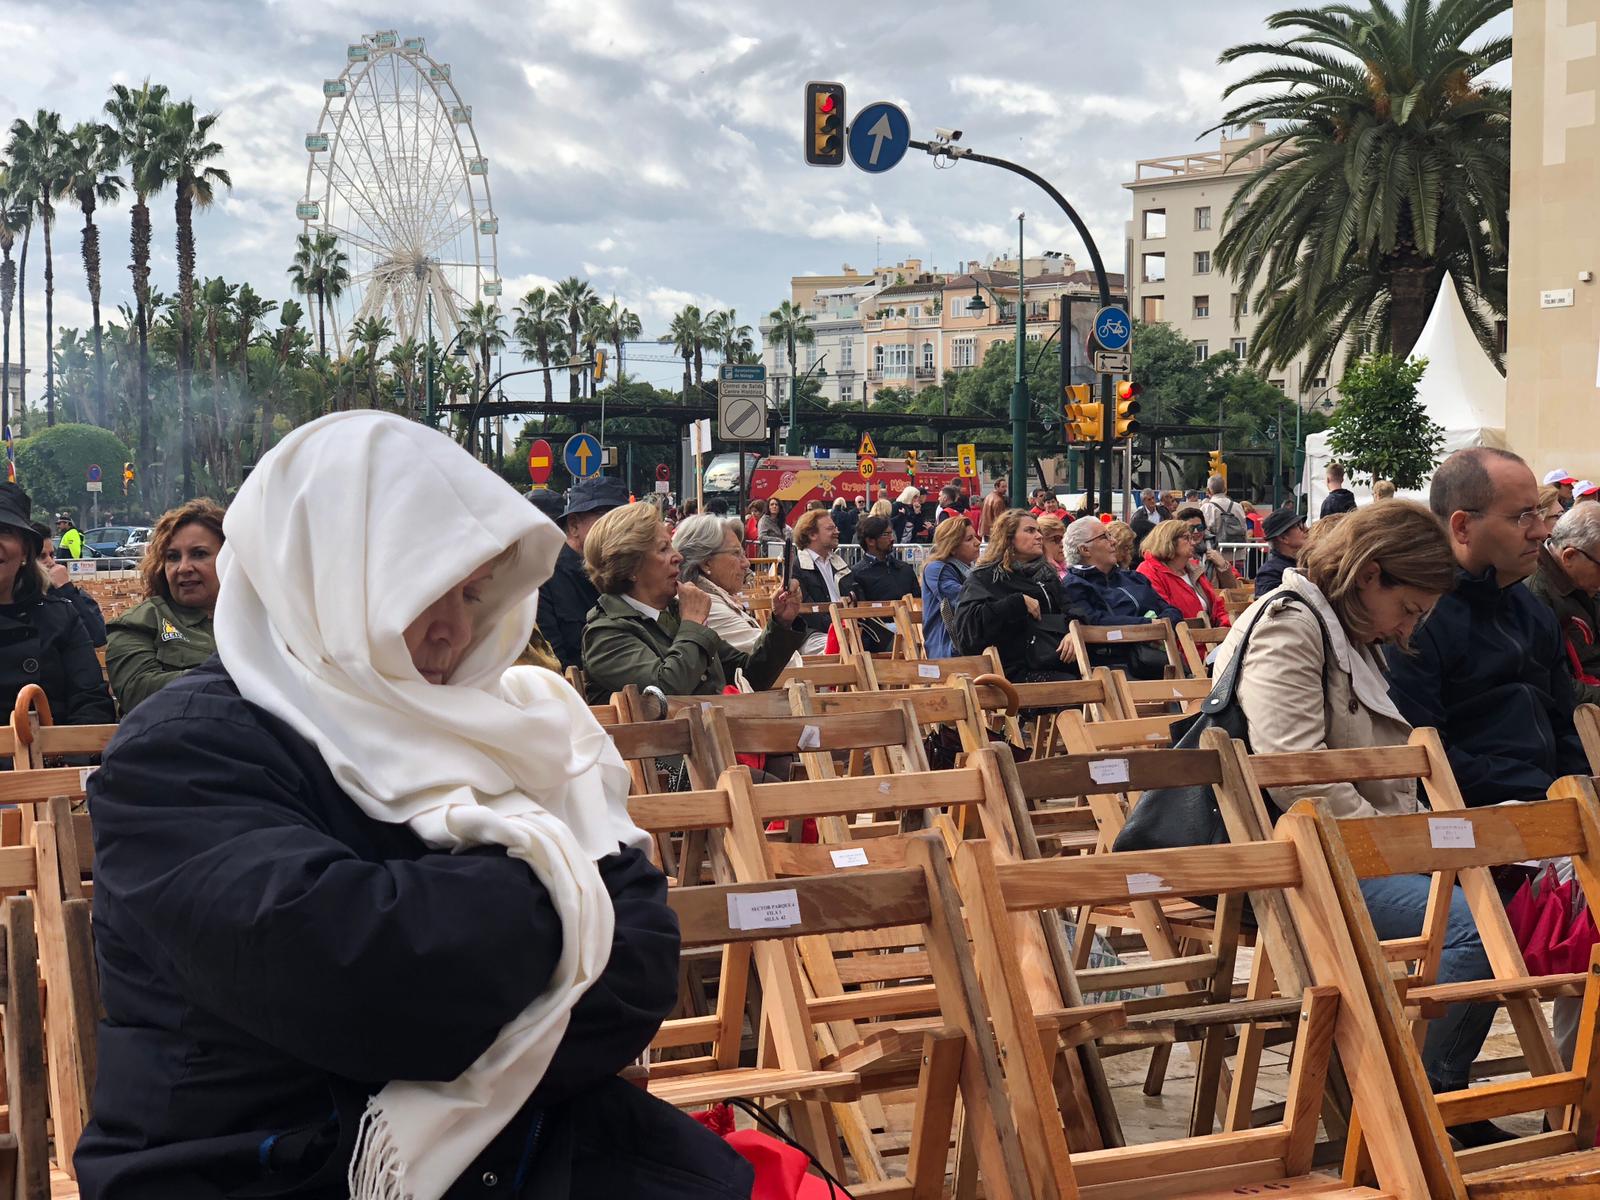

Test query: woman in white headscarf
[75,412,752,1200]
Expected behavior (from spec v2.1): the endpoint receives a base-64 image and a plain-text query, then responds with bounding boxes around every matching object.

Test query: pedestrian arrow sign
[847,102,910,173]
[857,431,877,458]
[564,432,602,479]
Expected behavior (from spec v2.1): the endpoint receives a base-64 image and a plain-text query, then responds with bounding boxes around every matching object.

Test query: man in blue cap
[532,476,628,671]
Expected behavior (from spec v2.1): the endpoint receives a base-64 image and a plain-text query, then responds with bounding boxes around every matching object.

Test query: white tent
[1303,273,1507,514]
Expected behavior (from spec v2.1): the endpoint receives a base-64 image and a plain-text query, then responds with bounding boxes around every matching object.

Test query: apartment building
[1125,123,1342,409]
[759,263,887,407]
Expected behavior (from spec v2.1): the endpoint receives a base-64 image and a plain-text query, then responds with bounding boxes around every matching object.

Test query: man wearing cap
[1544,468,1578,510]
[537,477,627,671]
[1253,508,1309,597]
[56,512,83,560]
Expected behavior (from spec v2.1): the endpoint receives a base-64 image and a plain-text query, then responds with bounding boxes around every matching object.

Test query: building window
[1141,295,1164,323]
[1025,331,1042,342]
[840,342,853,369]
[1195,206,1211,231]
[887,344,910,377]
[873,345,884,373]
[1142,209,1167,239]
[1269,378,1285,392]
[1230,292,1248,318]
[1194,250,1211,275]
[1193,341,1209,363]
[1311,376,1328,390]
[1193,294,1210,319]
[1141,252,1166,283]
[908,304,921,318]
[1231,338,1247,357]
[921,342,934,370]
[950,337,976,368]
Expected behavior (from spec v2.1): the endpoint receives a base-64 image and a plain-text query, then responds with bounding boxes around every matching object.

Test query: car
[81,525,142,557]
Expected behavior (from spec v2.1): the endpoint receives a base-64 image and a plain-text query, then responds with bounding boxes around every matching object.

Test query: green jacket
[580,592,806,704]
[106,596,217,714]
[1528,546,1600,707]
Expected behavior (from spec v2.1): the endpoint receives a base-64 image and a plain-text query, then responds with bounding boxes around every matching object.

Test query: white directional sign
[1091,350,1131,375]
[718,365,768,441]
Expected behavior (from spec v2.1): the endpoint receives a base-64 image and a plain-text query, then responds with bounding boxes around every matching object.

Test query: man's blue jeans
[1358,874,1494,1092]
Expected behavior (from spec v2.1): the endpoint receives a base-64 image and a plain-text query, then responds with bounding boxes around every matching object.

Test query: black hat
[526,488,566,525]
[560,475,629,524]
[1262,508,1306,541]
[0,485,41,548]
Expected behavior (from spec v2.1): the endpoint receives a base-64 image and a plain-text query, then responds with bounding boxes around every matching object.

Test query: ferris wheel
[298,30,500,356]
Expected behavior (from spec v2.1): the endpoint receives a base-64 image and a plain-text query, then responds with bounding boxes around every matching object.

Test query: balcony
[864,313,942,332]
[914,367,936,381]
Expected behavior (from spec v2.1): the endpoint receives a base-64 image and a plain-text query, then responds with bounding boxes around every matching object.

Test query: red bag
[689,1105,836,1199]
[824,625,840,656]
[1505,864,1599,976]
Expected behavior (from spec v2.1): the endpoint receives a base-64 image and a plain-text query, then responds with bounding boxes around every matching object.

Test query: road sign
[563,432,601,479]
[718,364,767,441]
[957,444,977,479]
[85,481,102,493]
[527,438,553,486]
[87,464,102,483]
[847,101,910,173]
[655,462,670,482]
[601,446,618,469]
[1092,306,1132,352]
[1091,350,1131,374]
[858,457,877,480]
[857,431,877,458]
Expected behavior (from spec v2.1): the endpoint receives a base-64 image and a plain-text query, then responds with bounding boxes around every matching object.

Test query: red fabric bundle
[688,1105,836,1199]
[1505,864,1600,976]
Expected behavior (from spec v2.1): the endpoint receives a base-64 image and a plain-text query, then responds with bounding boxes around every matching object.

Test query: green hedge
[13,424,137,524]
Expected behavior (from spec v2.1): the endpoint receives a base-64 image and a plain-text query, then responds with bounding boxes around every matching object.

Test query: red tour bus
[745,455,976,526]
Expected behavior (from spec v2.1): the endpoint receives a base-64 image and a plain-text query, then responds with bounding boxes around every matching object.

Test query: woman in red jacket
[1136,518,1231,626]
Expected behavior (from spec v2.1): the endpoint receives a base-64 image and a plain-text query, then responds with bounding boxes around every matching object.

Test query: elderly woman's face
[704,527,749,594]
[631,521,683,609]
[405,556,497,684]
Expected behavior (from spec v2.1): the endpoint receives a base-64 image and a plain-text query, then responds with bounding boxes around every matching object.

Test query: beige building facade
[1506,0,1600,479]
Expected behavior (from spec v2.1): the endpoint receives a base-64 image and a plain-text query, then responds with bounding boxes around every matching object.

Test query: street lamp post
[1294,386,1338,513]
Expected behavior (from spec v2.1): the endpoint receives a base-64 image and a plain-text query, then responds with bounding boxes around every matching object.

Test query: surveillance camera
[934,127,963,142]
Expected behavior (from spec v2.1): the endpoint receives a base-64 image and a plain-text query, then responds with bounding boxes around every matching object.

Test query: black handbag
[1111,591,1332,855]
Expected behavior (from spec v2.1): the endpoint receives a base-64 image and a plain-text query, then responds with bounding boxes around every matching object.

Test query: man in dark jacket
[1320,463,1357,517]
[1527,502,1600,706]
[1129,488,1172,556]
[849,515,917,654]
[537,477,626,671]
[78,660,749,1199]
[1386,448,1589,806]
[1253,508,1308,597]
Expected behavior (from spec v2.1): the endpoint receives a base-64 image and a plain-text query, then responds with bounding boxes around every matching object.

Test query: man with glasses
[1529,502,1600,706]
[1385,447,1588,807]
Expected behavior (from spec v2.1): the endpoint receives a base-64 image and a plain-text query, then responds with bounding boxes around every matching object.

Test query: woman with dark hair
[756,497,788,546]
[35,521,108,647]
[952,509,1077,681]
[106,498,227,714]
[0,484,113,723]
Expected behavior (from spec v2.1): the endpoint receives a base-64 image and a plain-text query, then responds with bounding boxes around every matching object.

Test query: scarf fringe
[349,1097,410,1200]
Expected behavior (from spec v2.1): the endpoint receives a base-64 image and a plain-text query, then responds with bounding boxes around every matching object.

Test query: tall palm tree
[105,78,171,477]
[58,122,124,428]
[1211,0,1511,375]
[233,283,275,395]
[351,315,394,406]
[458,302,504,451]
[611,304,642,384]
[578,303,611,399]
[707,308,754,365]
[386,336,421,415]
[257,299,304,459]
[287,230,349,360]
[512,287,564,405]
[0,171,25,432]
[765,299,815,384]
[153,98,231,498]
[660,307,703,400]
[6,110,70,426]
[551,276,596,401]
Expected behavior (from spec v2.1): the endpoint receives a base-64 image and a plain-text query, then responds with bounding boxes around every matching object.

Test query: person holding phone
[673,516,801,668]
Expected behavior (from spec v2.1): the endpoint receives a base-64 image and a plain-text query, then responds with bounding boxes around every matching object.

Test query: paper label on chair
[830,847,870,868]
[1125,872,1167,895]
[918,663,941,679]
[878,782,893,795]
[1106,630,1124,641]
[797,724,822,750]
[1428,817,1475,849]
[79,766,98,791]
[727,888,802,930]
[1088,758,1130,786]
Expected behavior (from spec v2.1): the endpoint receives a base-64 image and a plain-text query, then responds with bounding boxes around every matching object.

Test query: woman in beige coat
[1213,501,1507,1146]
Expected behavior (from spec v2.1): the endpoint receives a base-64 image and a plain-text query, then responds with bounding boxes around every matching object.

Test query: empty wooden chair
[1177,622,1231,678]
[1067,619,1185,681]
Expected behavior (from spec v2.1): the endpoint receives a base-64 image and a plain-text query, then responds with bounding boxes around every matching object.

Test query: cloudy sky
[0,0,1512,402]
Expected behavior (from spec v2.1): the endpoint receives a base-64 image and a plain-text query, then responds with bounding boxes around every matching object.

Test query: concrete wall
[1506,0,1600,477]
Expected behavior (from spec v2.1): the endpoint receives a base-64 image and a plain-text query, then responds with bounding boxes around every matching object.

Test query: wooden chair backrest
[774,660,866,691]
[1578,702,1600,776]
[827,600,904,659]
[707,703,928,783]
[662,689,796,719]
[862,651,1002,690]
[1067,619,1185,681]
[1177,622,1230,678]
[1118,675,1211,716]
[954,827,1434,1199]
[22,723,119,770]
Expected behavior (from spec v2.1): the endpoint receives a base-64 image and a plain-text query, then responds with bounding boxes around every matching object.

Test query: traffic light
[905,448,918,477]
[1114,380,1142,440]
[122,461,135,496]
[1062,384,1105,444]
[804,81,845,167]
[593,349,607,383]
[1208,449,1227,483]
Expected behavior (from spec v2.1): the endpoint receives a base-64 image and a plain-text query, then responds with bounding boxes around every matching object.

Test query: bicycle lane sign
[1092,306,1132,352]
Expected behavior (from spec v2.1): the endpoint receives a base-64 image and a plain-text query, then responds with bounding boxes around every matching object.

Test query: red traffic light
[804,81,846,168]
[1115,380,1143,401]
[817,93,835,114]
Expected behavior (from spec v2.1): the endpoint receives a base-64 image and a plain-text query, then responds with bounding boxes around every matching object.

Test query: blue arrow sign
[1092,306,1132,352]
[563,432,602,479]
[847,102,910,174]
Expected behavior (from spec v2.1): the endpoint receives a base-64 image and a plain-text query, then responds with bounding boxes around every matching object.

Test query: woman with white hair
[673,513,801,667]
[891,485,928,544]
[76,413,752,1199]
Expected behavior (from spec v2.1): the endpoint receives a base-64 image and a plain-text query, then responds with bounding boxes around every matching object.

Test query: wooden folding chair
[1305,789,1600,1197]
[970,670,1128,754]
[1177,622,1230,678]
[707,704,929,790]
[1117,675,1212,717]
[857,650,1004,693]
[608,710,721,885]
[1577,702,1600,775]
[1067,619,1185,681]
[774,658,867,691]
[954,823,1437,1199]
[829,601,906,659]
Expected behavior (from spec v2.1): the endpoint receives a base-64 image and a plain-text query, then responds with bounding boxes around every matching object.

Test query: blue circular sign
[563,433,602,478]
[1093,306,1132,352]
[847,102,910,174]
[87,464,103,483]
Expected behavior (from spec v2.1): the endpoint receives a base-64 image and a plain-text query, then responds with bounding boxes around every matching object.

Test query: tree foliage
[1326,353,1442,489]
[15,422,135,518]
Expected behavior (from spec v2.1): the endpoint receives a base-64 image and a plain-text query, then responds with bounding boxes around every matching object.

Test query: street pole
[424,291,434,427]
[1010,214,1028,511]
[1274,395,1284,509]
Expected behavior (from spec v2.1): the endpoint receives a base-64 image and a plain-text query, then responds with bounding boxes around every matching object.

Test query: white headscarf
[213,411,647,1200]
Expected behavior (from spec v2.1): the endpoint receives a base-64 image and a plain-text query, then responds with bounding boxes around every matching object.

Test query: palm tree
[57,122,124,428]
[458,302,504,451]
[233,283,276,395]
[660,306,702,400]
[153,98,231,498]
[6,110,70,426]
[257,300,304,459]
[352,315,394,406]
[512,287,564,405]
[592,300,642,386]
[707,308,754,365]
[105,78,171,478]
[386,336,421,415]
[765,299,815,384]
[551,276,596,401]
[579,303,611,399]
[1211,0,1511,375]
[0,172,25,431]
[287,230,349,360]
